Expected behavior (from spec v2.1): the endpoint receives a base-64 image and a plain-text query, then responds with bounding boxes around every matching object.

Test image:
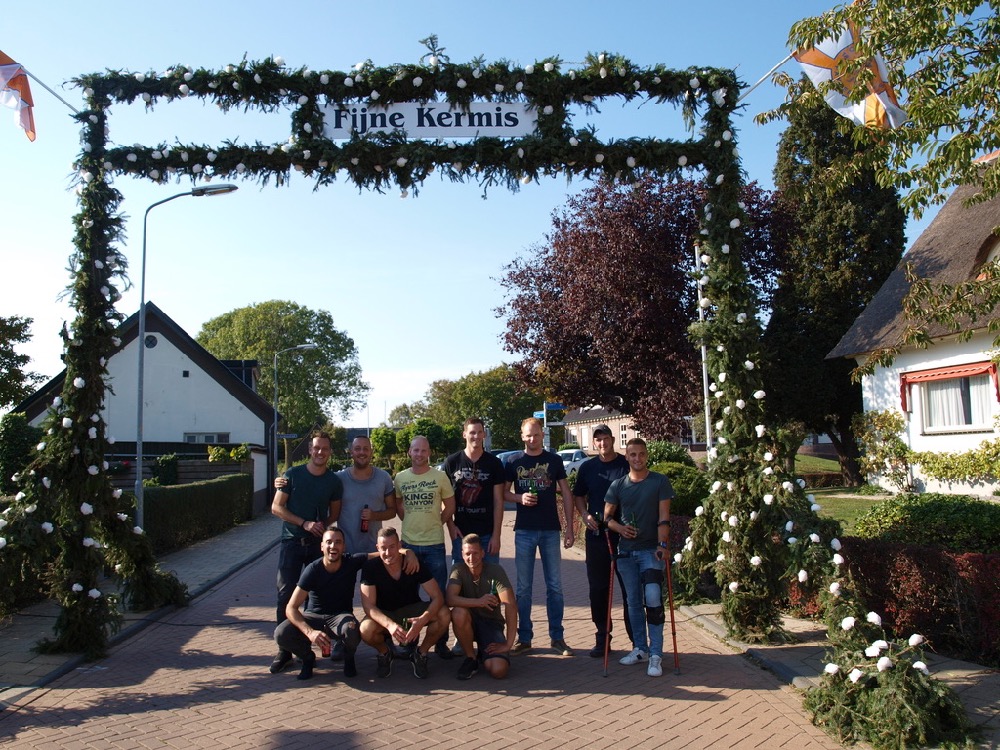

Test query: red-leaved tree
[497,176,791,438]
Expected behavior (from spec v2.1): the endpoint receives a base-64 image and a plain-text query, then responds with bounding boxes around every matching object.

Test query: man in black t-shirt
[503,417,576,657]
[442,417,506,565]
[273,526,365,681]
[359,527,451,679]
[572,424,634,657]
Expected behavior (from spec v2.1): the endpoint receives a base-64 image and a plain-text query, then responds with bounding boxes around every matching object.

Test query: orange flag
[0,50,36,141]
[793,20,907,130]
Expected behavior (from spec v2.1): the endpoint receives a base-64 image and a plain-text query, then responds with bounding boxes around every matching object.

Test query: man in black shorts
[359,527,451,679]
[446,533,516,680]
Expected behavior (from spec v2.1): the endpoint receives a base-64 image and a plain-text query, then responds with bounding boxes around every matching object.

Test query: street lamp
[135,184,239,529]
[273,343,318,475]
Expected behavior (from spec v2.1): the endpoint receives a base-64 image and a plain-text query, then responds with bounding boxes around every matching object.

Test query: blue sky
[1,0,931,426]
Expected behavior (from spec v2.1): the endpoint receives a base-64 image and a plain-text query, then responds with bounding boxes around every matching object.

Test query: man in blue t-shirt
[503,417,576,657]
[572,424,633,658]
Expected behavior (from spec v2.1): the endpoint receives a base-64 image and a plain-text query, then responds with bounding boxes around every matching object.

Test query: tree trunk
[827,416,863,486]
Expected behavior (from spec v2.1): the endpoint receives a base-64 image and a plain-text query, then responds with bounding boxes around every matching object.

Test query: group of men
[269,416,674,682]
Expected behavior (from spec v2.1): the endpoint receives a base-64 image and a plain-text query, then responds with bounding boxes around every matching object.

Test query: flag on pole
[793,21,907,130]
[0,50,36,141]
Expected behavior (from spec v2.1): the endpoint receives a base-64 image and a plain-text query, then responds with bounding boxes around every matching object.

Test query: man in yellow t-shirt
[394,435,456,659]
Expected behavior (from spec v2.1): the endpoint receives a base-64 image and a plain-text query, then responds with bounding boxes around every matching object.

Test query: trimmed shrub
[646,440,696,467]
[854,493,1000,553]
[650,461,708,517]
[142,473,252,554]
[797,471,843,488]
[842,537,1000,667]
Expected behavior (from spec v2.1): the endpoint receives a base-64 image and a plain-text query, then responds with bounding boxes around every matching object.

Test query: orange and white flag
[0,50,36,141]
[793,21,907,130]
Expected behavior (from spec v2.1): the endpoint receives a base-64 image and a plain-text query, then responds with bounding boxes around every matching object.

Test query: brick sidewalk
[0,509,847,749]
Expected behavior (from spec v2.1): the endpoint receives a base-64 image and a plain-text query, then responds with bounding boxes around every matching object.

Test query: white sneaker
[619,648,648,666]
[647,655,663,677]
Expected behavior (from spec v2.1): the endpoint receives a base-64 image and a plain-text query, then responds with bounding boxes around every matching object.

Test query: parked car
[494,450,523,466]
[557,449,588,466]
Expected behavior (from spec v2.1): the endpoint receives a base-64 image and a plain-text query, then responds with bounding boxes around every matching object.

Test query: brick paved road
[0,516,847,750]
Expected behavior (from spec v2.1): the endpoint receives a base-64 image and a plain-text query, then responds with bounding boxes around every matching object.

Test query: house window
[184,432,231,444]
[921,375,992,432]
[620,423,628,448]
[900,362,999,433]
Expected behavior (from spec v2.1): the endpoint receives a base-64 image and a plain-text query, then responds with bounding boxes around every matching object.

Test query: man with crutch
[573,424,633,658]
[603,437,676,677]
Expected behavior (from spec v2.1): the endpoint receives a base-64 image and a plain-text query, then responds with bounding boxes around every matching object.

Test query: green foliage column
[0,100,185,657]
[681,103,835,641]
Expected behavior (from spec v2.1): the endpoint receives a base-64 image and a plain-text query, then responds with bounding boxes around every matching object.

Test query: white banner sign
[322,101,538,140]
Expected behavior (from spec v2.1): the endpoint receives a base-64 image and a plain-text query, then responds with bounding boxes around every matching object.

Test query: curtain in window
[925,375,991,428]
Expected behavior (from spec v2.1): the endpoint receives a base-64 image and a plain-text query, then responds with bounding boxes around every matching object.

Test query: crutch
[603,525,616,677]
[663,545,681,675]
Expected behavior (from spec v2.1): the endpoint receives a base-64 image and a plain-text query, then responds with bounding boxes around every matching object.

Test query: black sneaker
[457,656,478,681]
[297,653,316,681]
[412,649,430,679]
[589,633,610,658]
[330,639,346,662]
[343,652,357,678]
[376,649,394,678]
[434,639,455,660]
[269,650,293,674]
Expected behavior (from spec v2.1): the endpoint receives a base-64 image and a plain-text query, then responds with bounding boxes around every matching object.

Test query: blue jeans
[514,529,564,642]
[451,532,499,566]
[404,543,448,599]
[616,548,665,658]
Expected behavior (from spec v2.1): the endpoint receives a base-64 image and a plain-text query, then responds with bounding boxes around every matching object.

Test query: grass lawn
[794,454,842,473]
[810,486,891,534]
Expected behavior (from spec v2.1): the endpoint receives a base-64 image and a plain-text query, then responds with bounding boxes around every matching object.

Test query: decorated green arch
[2,45,780,653]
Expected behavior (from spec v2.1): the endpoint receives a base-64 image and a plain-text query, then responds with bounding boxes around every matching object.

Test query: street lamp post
[273,343,318,476]
[135,184,239,529]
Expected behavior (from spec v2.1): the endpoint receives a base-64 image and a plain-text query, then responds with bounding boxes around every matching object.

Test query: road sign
[544,402,564,410]
[547,421,565,427]
[533,411,545,419]
[277,433,298,439]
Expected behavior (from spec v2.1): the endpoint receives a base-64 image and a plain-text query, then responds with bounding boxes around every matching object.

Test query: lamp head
[191,183,239,197]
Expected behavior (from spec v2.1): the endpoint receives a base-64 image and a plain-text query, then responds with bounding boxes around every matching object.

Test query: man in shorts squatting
[446,533,516,680]
[359,527,451,679]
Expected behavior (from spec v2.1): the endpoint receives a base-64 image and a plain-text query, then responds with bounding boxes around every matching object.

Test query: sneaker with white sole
[647,655,663,677]
[619,648,648,666]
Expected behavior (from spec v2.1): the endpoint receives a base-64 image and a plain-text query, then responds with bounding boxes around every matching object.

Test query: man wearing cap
[573,424,633,658]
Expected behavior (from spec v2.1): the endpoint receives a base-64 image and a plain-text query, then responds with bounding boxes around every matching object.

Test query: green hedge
[854,493,1000,554]
[650,461,708,516]
[798,471,844,488]
[141,473,253,554]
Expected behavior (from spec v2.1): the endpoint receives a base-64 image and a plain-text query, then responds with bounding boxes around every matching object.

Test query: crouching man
[359,527,451,679]
[273,526,364,681]
[446,533,517,680]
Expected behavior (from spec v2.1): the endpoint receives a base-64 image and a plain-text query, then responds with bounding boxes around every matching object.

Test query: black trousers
[584,530,633,646]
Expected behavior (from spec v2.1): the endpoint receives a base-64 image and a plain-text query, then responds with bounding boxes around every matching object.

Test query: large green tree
[398,365,545,449]
[763,79,905,484]
[0,315,43,409]
[762,1,1000,371]
[196,301,369,437]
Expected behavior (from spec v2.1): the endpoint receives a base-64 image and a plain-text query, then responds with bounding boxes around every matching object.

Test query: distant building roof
[829,182,1000,359]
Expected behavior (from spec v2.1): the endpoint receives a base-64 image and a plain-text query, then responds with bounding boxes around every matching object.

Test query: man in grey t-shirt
[337,436,396,555]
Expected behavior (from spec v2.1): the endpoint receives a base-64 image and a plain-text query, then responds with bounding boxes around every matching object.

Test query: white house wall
[98,335,264,444]
[859,331,1000,494]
